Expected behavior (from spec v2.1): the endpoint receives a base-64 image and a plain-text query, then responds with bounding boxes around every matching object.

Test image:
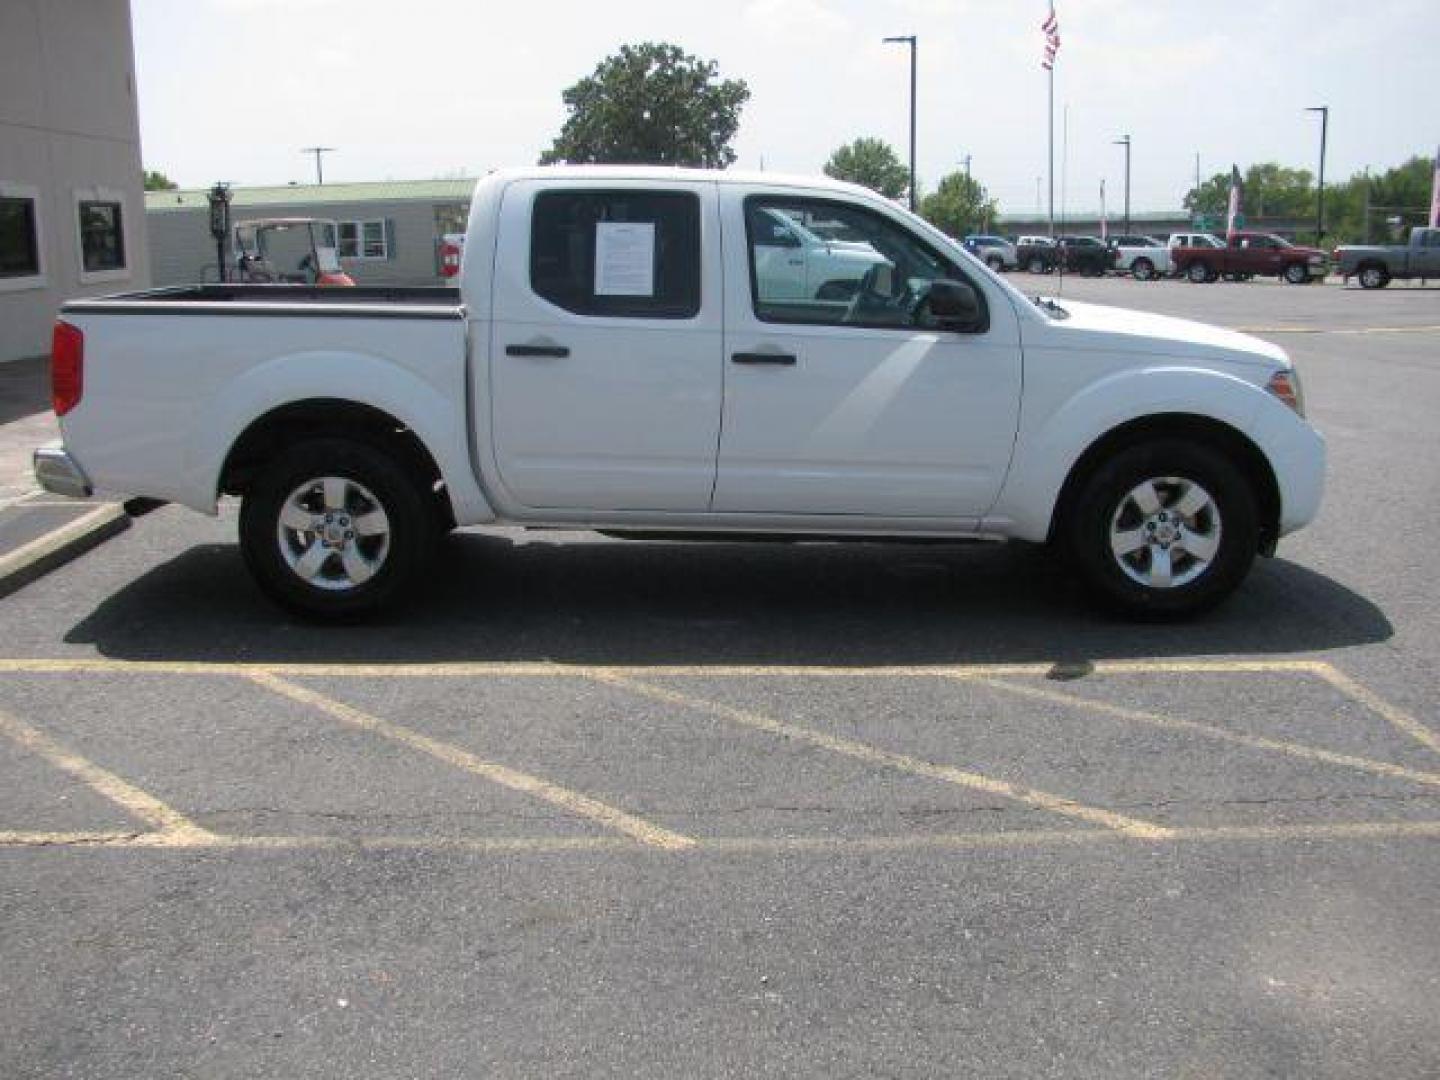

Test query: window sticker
[594,221,655,296]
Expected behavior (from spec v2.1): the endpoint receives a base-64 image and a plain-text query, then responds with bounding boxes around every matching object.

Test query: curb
[0,502,131,601]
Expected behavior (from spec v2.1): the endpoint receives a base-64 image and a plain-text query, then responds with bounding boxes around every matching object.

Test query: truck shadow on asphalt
[63,530,1391,666]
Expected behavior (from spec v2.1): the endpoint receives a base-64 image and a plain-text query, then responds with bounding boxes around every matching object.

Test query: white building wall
[0,0,150,364]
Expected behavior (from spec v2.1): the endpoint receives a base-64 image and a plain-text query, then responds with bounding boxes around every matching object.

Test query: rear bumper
[33,443,93,499]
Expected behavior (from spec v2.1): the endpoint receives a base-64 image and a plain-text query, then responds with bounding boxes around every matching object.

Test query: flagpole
[1047,5,1055,239]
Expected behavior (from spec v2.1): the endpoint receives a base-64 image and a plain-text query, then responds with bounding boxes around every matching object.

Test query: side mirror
[923,279,983,329]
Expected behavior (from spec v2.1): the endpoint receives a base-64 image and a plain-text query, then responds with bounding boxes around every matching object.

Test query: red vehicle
[1172,231,1328,285]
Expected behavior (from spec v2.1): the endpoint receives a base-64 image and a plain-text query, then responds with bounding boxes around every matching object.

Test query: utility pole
[1305,106,1329,242]
[301,147,336,185]
[883,35,918,210]
[1114,134,1132,234]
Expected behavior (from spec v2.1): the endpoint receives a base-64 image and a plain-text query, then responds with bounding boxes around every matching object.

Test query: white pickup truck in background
[36,166,1325,620]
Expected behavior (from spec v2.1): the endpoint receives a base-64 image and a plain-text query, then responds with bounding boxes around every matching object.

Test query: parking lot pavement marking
[587,670,1174,840]
[245,671,696,851]
[1312,665,1440,759]
[0,706,214,845]
[0,830,146,847]
[967,676,1440,790]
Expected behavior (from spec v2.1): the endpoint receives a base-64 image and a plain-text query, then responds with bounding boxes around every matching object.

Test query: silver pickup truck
[1334,227,1440,289]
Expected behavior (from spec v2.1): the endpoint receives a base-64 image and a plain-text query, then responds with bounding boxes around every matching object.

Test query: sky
[131,0,1439,214]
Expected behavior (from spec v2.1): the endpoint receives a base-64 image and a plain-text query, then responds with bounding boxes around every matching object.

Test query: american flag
[1041,8,1061,70]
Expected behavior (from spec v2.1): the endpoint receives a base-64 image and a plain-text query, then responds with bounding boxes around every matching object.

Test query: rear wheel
[1357,263,1390,289]
[985,254,1005,272]
[1186,262,1214,284]
[239,437,436,620]
[1131,257,1155,281]
[1027,255,1049,274]
[1062,439,1259,617]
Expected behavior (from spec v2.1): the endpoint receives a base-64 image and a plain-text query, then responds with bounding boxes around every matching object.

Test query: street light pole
[1305,106,1329,242]
[883,35,917,210]
[1114,135,1131,234]
[301,146,336,185]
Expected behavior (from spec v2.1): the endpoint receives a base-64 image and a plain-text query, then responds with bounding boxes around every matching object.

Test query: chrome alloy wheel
[1108,476,1222,589]
[276,476,391,591]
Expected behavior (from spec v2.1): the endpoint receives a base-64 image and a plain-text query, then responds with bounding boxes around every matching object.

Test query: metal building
[146,180,475,287]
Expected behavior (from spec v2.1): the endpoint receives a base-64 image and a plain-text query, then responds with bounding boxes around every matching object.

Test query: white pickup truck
[35,166,1325,619]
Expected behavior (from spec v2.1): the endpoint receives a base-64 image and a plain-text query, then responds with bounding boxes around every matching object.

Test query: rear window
[530,190,700,319]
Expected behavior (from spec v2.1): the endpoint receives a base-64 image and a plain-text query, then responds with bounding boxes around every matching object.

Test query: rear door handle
[506,343,570,358]
[732,352,797,366]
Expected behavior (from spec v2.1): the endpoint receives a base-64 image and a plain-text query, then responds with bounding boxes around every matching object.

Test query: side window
[530,189,700,319]
[745,196,983,331]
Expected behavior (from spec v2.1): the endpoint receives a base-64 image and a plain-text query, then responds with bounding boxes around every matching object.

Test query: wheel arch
[1045,413,1281,555]
[220,399,456,530]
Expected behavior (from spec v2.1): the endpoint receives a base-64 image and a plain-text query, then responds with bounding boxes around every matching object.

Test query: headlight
[1266,368,1305,417]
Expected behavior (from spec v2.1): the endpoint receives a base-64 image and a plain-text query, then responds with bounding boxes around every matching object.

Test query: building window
[0,187,44,290]
[338,220,388,260]
[73,187,130,284]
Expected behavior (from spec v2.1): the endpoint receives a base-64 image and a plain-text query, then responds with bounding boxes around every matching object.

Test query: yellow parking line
[0,706,214,843]
[7,821,1440,853]
[967,676,1440,789]
[245,671,695,851]
[586,669,1173,839]
[1312,665,1440,758]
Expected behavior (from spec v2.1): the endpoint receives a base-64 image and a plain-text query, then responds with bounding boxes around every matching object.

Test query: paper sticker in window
[594,221,655,296]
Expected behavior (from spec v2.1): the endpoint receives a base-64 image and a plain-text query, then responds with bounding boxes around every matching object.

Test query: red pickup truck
[1172,231,1329,285]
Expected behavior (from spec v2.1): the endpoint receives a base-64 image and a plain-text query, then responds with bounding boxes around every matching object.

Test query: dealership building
[146,180,475,287]
[1,0,150,365]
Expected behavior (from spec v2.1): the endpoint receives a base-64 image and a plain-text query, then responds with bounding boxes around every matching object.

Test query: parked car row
[964,230,1335,285]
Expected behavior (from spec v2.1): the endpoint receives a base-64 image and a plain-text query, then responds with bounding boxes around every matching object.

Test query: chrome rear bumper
[33,444,93,499]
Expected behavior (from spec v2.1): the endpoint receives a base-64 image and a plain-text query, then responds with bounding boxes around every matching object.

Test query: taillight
[52,320,83,417]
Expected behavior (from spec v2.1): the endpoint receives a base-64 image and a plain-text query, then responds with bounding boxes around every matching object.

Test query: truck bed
[63,284,463,319]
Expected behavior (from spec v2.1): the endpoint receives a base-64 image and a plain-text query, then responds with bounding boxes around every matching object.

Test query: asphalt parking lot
[2,276,1439,1078]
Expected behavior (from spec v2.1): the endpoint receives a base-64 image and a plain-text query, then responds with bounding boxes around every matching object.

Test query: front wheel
[1027,255,1049,274]
[1061,439,1259,617]
[1283,262,1311,285]
[239,437,437,620]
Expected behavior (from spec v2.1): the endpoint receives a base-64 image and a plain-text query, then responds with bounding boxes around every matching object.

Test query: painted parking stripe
[968,676,1440,789]
[1313,665,1440,758]
[8,821,1440,853]
[246,671,695,851]
[586,669,1173,839]
[0,706,214,843]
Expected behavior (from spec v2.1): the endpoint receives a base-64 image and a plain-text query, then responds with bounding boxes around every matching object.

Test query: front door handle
[506,343,570,358]
[732,352,797,366]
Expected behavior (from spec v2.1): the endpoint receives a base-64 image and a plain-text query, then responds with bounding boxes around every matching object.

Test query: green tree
[1184,164,1314,221]
[539,42,749,168]
[823,138,910,200]
[919,171,998,238]
[143,169,177,191]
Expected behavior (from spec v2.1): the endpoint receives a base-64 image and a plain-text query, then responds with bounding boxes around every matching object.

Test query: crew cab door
[1413,228,1440,276]
[486,178,723,511]
[713,188,1023,520]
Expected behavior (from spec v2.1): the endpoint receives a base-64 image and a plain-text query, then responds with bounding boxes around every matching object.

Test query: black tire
[1186,262,1213,284]
[1027,255,1049,274]
[1283,262,1310,285]
[239,437,437,620]
[1131,257,1155,281]
[1357,263,1390,290]
[1061,439,1259,617]
[985,254,1005,272]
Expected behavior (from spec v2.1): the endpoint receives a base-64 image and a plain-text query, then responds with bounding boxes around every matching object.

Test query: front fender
[986,365,1323,542]
[184,350,494,523]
